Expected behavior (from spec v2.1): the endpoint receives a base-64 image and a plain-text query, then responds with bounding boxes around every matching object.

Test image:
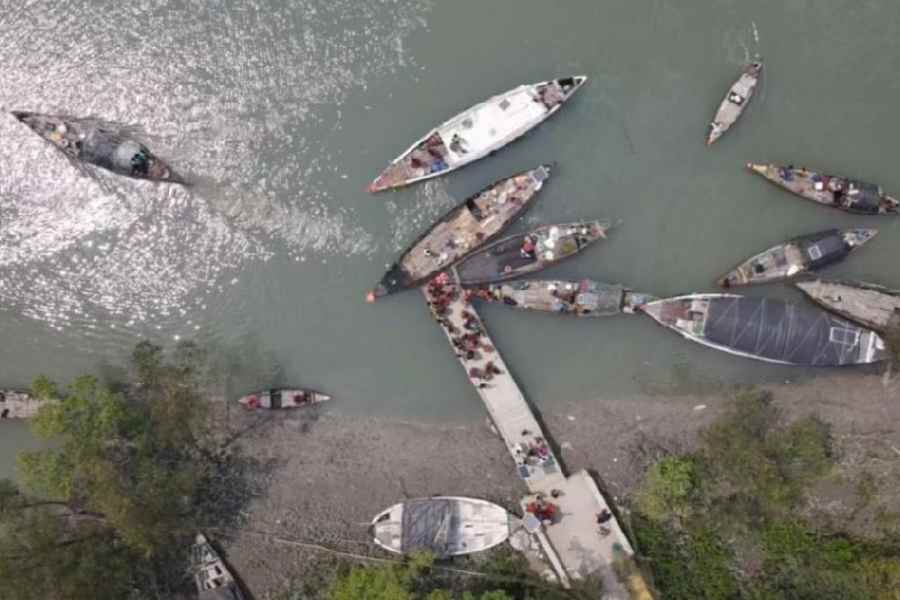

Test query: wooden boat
[191,533,247,600]
[0,390,48,419]
[237,388,331,410]
[12,111,187,184]
[454,220,610,286]
[747,163,900,215]
[717,228,876,288]
[366,165,551,301]
[795,279,900,332]
[466,279,656,317]
[371,496,512,558]
[706,61,762,145]
[639,294,886,366]
[367,77,586,192]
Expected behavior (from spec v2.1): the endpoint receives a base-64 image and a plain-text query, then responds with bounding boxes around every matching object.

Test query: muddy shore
[223,371,900,599]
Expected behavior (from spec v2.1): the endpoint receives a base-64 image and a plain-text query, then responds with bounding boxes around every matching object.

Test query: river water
[3,0,900,477]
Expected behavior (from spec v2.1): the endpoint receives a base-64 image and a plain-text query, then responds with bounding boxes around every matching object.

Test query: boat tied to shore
[706,60,763,145]
[367,77,585,192]
[0,390,48,419]
[466,279,656,317]
[717,228,877,288]
[191,533,246,600]
[370,496,513,558]
[238,388,331,410]
[747,163,900,215]
[454,220,611,286]
[367,165,551,301]
[795,279,900,333]
[639,293,886,366]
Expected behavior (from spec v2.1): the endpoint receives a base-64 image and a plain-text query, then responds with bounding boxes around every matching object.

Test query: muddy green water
[3,0,900,478]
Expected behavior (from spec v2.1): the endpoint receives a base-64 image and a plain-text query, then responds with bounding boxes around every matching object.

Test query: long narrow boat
[747,163,900,215]
[367,77,585,192]
[466,279,656,317]
[367,165,551,301]
[795,279,900,332]
[717,228,877,288]
[639,294,886,366]
[238,388,331,410]
[370,496,512,558]
[12,111,187,184]
[191,533,247,600]
[706,61,763,145]
[454,220,610,286]
[0,390,48,419]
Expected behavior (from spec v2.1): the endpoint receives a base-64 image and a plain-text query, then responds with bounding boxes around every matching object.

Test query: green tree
[0,341,260,600]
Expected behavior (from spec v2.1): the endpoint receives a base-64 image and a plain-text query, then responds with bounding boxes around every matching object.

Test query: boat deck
[0,390,47,419]
[422,272,636,597]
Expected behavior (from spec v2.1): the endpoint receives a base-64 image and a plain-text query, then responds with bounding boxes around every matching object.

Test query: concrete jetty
[422,273,640,598]
[0,390,46,419]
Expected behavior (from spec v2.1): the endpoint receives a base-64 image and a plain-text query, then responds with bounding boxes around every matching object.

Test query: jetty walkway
[422,273,636,598]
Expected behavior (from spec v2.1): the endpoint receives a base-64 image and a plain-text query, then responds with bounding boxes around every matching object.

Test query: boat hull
[368,165,551,299]
[371,496,511,558]
[747,163,900,215]
[238,388,331,410]
[466,279,656,316]
[796,279,900,332]
[640,293,886,366]
[12,111,186,184]
[455,220,609,286]
[191,533,246,600]
[717,228,877,288]
[707,61,762,145]
[368,76,586,192]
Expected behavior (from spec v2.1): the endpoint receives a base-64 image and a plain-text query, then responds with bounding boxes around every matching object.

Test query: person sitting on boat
[292,392,309,405]
[449,133,468,155]
[728,92,745,105]
[520,237,537,259]
[131,149,150,176]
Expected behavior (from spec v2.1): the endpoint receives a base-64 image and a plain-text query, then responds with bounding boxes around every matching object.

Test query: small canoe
[191,533,247,600]
[706,61,762,145]
[747,163,900,215]
[0,390,48,419]
[639,293,886,366]
[368,77,586,192]
[367,165,551,301]
[466,279,656,316]
[795,279,900,332]
[238,388,331,410]
[13,111,186,184]
[455,220,610,286]
[717,228,876,288]
[371,496,512,558]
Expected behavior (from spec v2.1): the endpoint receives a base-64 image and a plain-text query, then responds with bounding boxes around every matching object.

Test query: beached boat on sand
[191,533,246,600]
[639,294,886,366]
[796,279,900,332]
[717,228,876,288]
[371,496,513,558]
[455,221,610,286]
[747,163,900,215]
[238,388,331,410]
[367,165,551,301]
[12,111,187,184]
[706,61,762,145]
[466,279,656,317]
[367,77,585,192]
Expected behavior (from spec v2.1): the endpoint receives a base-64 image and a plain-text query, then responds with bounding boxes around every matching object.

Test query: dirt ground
[221,371,900,599]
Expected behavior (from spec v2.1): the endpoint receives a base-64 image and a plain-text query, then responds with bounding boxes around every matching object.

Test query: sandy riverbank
[222,371,900,598]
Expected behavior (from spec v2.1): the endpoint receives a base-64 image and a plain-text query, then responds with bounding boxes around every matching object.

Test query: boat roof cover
[704,296,874,366]
[797,230,848,270]
[401,498,455,557]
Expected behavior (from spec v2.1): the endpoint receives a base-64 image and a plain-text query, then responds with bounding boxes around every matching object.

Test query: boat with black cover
[639,293,886,366]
